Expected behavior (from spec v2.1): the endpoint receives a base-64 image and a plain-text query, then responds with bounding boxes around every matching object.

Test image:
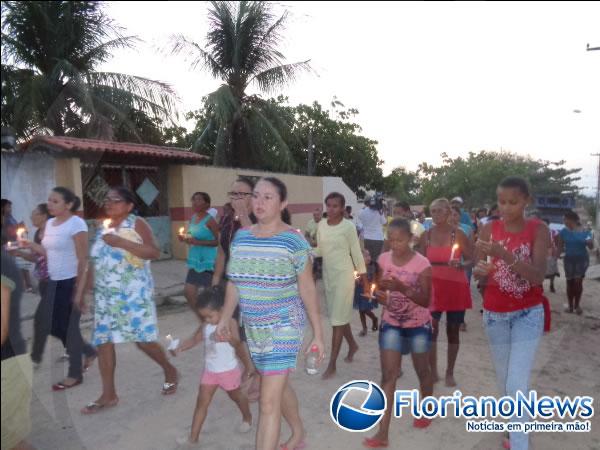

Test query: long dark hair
[260,177,291,224]
[52,187,81,212]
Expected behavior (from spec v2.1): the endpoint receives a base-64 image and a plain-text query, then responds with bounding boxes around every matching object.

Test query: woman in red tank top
[417,198,472,387]
[474,177,550,450]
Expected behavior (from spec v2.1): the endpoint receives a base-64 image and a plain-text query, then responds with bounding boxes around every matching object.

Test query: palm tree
[1,1,177,141]
[171,1,310,170]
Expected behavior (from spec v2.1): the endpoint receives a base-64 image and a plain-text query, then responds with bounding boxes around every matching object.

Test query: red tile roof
[18,136,209,163]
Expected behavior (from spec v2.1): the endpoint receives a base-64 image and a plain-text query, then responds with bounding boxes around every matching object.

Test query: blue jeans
[483,304,543,450]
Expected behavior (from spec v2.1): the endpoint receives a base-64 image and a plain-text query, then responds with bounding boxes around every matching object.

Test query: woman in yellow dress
[318,192,368,379]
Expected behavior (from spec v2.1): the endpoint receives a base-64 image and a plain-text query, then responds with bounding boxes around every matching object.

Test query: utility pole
[593,153,600,246]
[586,43,599,257]
[307,127,314,176]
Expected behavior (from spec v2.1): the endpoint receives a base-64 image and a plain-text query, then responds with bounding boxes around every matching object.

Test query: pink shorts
[201,366,242,391]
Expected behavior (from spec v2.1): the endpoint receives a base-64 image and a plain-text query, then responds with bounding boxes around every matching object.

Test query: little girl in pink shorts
[174,286,252,447]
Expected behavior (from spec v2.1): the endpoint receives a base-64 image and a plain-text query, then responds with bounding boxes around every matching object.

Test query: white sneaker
[238,421,252,433]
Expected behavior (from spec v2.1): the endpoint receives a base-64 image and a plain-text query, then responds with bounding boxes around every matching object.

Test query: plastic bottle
[305,345,320,375]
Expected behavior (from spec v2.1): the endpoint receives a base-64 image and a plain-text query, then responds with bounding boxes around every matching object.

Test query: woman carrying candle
[9,204,57,367]
[20,187,97,390]
[417,198,472,387]
[80,187,178,413]
[317,192,369,380]
[474,177,550,450]
[179,192,219,311]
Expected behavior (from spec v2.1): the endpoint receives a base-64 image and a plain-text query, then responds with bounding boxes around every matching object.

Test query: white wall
[1,153,56,229]
[322,176,360,214]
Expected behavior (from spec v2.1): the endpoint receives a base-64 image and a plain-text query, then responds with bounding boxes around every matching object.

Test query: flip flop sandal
[372,320,379,331]
[413,417,432,428]
[161,381,178,395]
[81,400,118,415]
[362,437,388,448]
[161,370,180,395]
[52,379,83,391]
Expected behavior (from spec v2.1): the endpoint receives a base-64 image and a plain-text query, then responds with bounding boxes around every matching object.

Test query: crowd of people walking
[1,174,595,450]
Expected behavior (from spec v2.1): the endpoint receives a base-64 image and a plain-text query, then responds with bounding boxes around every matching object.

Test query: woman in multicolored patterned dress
[217,177,325,450]
[81,187,178,414]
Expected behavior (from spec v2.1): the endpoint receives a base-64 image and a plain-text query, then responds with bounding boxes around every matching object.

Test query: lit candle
[353,271,359,280]
[16,227,26,241]
[370,283,376,298]
[449,243,459,261]
[166,334,179,352]
[178,226,185,236]
[102,219,115,235]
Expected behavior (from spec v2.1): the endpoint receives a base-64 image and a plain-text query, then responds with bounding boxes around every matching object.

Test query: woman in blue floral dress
[81,187,178,414]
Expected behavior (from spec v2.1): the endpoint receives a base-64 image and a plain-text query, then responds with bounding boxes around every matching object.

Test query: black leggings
[34,278,96,379]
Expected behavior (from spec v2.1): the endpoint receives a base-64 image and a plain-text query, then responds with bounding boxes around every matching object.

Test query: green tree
[418,151,581,207]
[382,167,421,203]
[171,1,310,170]
[285,99,383,193]
[1,1,177,140]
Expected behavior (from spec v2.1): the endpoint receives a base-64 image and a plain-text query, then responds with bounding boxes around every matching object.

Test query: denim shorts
[431,310,466,324]
[563,254,589,280]
[185,269,213,287]
[379,322,432,355]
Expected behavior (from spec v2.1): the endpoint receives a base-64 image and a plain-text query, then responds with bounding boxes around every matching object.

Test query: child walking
[364,219,434,449]
[353,249,379,336]
[175,286,252,447]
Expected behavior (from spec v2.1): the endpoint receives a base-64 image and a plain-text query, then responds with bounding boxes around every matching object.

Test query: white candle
[102,219,115,235]
[449,243,459,261]
[166,334,179,351]
[353,271,359,280]
[16,227,26,241]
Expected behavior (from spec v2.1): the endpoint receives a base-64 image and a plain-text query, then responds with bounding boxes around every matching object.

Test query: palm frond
[169,34,225,79]
[86,71,179,119]
[205,84,239,124]
[250,60,311,93]
[245,107,294,171]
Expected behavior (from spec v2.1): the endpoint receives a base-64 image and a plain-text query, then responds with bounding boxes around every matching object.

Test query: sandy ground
[21,270,600,450]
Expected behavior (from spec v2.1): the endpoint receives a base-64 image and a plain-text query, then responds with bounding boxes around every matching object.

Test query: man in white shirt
[358,197,386,261]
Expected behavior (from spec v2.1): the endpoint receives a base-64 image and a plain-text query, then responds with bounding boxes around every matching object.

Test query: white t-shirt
[42,216,88,281]
[358,207,386,241]
[203,323,238,373]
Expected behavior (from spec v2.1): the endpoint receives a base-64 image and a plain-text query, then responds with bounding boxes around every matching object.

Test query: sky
[101,1,600,196]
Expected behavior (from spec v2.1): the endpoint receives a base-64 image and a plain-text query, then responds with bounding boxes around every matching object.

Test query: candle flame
[102,219,111,229]
[370,283,376,294]
[16,227,25,238]
[178,227,185,235]
[166,334,172,340]
[452,243,459,251]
